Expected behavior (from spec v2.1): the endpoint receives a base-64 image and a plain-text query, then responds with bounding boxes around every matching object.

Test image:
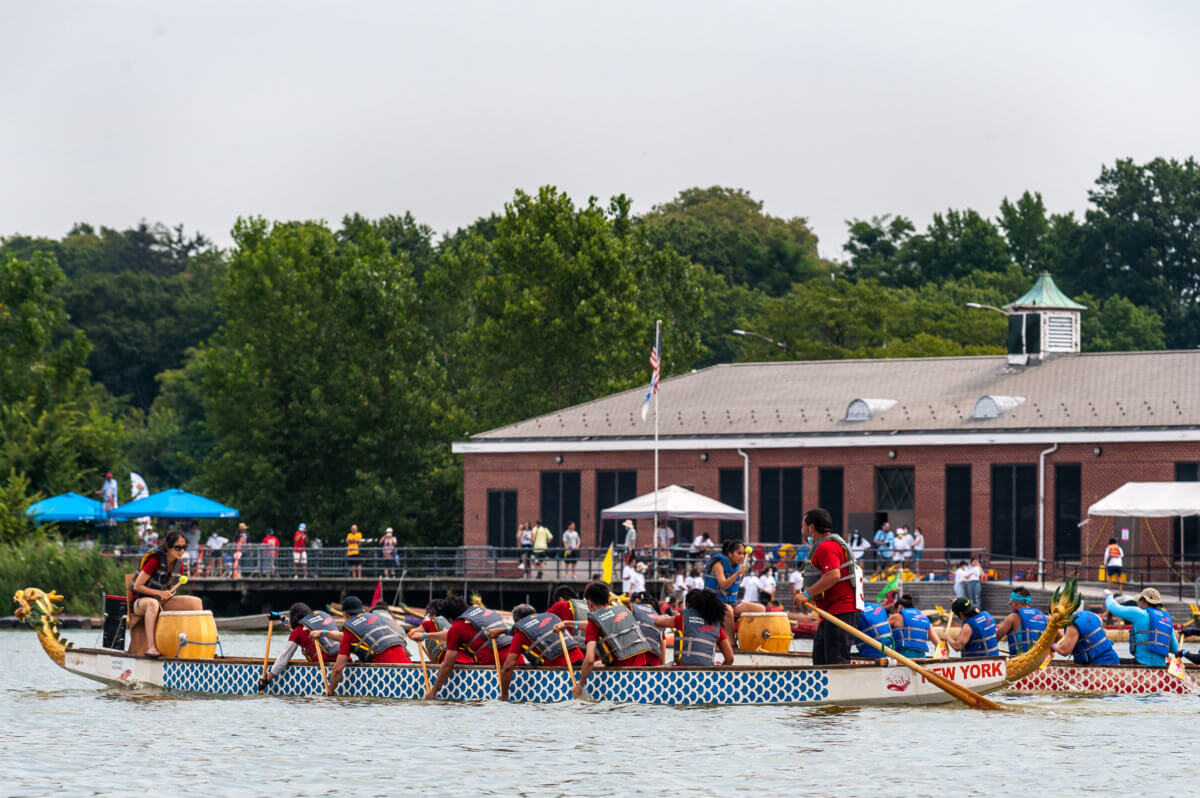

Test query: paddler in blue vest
[703,539,765,643]
[946,597,999,658]
[1105,587,1178,666]
[993,587,1048,655]
[260,602,343,690]
[1051,608,1120,665]
[887,595,940,659]
[490,603,583,701]
[327,595,412,695]
[425,595,514,700]
[653,588,734,667]
[554,581,657,698]
[854,600,894,659]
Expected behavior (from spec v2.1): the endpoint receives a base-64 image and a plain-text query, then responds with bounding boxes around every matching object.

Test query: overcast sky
[3,1,1197,258]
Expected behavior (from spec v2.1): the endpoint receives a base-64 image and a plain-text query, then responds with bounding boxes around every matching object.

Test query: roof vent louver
[973,395,1025,420]
[845,398,898,422]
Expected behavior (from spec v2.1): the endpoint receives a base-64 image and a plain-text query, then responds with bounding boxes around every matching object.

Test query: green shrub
[1,540,129,615]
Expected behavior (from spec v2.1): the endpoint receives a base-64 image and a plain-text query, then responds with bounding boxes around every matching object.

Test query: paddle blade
[1168,654,1186,680]
[1038,652,1053,671]
[934,641,949,659]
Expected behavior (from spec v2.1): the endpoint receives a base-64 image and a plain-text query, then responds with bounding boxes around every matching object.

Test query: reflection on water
[2,629,1199,795]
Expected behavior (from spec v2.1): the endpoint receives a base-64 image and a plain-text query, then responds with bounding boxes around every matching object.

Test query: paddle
[262,617,274,686]
[557,630,577,689]
[417,635,432,694]
[802,600,1002,711]
[490,637,504,694]
[934,606,953,659]
[314,635,331,695]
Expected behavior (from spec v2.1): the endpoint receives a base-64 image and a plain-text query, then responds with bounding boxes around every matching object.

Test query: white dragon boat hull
[59,647,1008,706]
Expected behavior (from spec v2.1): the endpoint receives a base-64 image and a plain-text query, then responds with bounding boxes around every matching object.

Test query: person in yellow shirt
[531,521,553,579]
[346,524,363,578]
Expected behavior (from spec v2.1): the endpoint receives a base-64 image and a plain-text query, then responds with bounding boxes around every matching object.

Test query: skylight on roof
[972,395,1025,420]
[845,398,897,422]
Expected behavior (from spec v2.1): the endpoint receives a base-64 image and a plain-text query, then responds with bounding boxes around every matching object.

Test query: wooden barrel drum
[737,612,792,653]
[155,610,219,658]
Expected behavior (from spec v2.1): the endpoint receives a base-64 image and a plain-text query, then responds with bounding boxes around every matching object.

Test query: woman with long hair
[655,588,735,667]
[128,530,203,657]
[702,539,766,641]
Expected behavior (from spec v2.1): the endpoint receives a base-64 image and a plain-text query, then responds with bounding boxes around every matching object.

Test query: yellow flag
[601,543,614,584]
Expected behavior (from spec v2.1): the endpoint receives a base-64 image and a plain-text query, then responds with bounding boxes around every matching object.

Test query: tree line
[1,156,1194,545]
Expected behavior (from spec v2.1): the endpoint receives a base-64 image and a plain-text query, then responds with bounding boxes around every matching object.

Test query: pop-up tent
[600,484,746,521]
[1087,482,1200,517]
[26,492,108,523]
[109,488,239,520]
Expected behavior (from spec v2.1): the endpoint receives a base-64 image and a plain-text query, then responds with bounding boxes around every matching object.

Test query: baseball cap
[342,596,364,614]
[298,523,306,531]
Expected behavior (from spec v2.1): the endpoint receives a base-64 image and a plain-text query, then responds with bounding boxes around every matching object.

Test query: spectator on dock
[183,522,200,575]
[561,522,580,577]
[622,520,638,553]
[872,523,893,574]
[232,524,248,578]
[952,560,970,599]
[672,566,687,600]
[911,527,926,574]
[293,524,309,578]
[205,530,227,576]
[261,529,279,575]
[891,528,912,567]
[848,531,869,562]
[686,565,704,591]
[1104,538,1125,594]
[965,558,984,607]
[531,520,552,579]
[689,531,714,558]
[518,522,533,576]
[346,524,363,578]
[380,527,397,578]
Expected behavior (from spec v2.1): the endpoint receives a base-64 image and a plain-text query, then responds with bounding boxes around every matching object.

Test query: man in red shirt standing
[292,523,308,578]
[261,528,279,576]
[796,508,860,666]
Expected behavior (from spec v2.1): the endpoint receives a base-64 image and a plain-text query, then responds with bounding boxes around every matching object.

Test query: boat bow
[13,587,74,668]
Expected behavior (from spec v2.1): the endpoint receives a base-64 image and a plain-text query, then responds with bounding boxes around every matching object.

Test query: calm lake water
[2,628,1197,796]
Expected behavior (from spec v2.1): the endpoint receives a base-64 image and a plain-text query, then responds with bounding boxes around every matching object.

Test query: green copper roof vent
[1004,272,1087,311]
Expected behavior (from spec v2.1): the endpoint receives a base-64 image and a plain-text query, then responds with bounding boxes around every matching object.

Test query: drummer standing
[797,508,860,666]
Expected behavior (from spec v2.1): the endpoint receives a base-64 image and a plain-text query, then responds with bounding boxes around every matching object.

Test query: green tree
[898,209,1013,285]
[198,217,457,544]
[842,215,916,283]
[1078,293,1165,352]
[641,186,826,296]
[427,187,706,434]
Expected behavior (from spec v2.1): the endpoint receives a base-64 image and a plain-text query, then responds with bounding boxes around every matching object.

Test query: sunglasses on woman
[171,545,187,551]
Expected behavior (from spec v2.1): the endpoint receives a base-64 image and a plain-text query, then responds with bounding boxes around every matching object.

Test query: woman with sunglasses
[129,530,203,657]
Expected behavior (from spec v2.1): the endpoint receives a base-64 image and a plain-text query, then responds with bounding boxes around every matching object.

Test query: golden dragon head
[1004,576,1082,682]
[13,588,73,667]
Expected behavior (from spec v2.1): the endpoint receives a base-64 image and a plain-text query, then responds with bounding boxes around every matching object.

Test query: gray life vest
[343,611,406,661]
[630,603,663,650]
[564,599,590,639]
[674,608,721,666]
[588,605,655,664]
[141,552,180,593]
[515,612,582,666]
[299,611,341,658]
[425,615,451,661]
[459,606,513,660]
[801,533,856,593]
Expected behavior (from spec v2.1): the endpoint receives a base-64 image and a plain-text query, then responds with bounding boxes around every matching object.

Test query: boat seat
[123,573,151,655]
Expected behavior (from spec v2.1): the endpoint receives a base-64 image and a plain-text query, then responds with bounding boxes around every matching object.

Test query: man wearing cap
[994,586,1048,655]
[1105,588,1178,666]
[622,519,638,553]
[327,595,412,695]
[261,528,279,575]
[947,597,999,658]
[293,523,308,578]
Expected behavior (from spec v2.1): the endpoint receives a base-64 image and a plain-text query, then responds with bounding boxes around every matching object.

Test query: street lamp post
[965,302,1006,315]
[731,329,787,350]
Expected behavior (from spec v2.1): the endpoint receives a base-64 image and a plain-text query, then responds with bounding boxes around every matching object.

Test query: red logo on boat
[120,669,132,680]
[884,672,911,692]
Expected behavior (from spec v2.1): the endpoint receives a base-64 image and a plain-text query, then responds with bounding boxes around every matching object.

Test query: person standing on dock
[947,598,999,658]
[1106,587,1178,667]
[994,587,1048,655]
[798,508,861,666]
[531,520,552,579]
[345,524,363,578]
[562,522,581,577]
[261,528,279,576]
[293,524,308,578]
[1104,538,1125,594]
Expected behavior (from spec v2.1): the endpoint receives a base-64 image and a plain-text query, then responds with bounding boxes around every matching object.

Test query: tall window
[596,470,637,548]
[1177,463,1200,560]
[540,471,580,541]
[945,465,972,553]
[487,490,517,549]
[718,468,744,542]
[759,468,803,543]
[991,464,1036,558]
[1054,464,1081,560]
[875,467,915,510]
[818,468,844,535]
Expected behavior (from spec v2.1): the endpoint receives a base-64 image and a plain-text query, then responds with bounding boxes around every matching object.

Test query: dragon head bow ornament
[13,588,73,667]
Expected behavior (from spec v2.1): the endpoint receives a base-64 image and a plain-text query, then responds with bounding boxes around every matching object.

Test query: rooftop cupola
[1002,272,1085,365]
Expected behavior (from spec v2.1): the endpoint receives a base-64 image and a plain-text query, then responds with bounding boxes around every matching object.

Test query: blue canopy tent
[108,489,239,520]
[25,492,108,523]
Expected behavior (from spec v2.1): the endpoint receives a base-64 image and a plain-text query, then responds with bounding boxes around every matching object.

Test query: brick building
[453,276,1200,565]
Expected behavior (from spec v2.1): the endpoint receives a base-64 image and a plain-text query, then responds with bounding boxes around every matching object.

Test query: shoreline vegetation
[0,540,126,615]
[1,157,1196,548]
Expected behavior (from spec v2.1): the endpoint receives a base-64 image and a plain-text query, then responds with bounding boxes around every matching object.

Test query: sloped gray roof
[471,351,1200,440]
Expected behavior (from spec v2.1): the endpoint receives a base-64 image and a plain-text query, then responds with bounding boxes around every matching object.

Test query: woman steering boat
[128,531,202,657]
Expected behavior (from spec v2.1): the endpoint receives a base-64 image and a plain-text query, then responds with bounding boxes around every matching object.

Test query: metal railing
[986,553,1200,602]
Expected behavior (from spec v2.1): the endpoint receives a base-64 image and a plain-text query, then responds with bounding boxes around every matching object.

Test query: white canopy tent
[1087,482,1200,518]
[599,484,746,521]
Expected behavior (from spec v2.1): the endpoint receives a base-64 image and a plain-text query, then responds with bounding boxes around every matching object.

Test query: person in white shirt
[561,522,581,577]
[631,562,647,595]
[848,532,870,561]
[911,527,926,574]
[686,566,705,591]
[654,523,674,551]
[621,556,637,595]
[672,566,687,599]
[1103,538,1125,593]
[891,530,912,564]
[788,568,804,604]
[690,532,714,554]
[952,561,970,599]
[741,572,761,603]
[758,568,777,602]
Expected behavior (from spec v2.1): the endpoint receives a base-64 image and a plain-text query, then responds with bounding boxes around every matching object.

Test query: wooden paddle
[490,637,504,694]
[934,607,953,659]
[803,600,1002,711]
[558,630,577,688]
[314,635,331,694]
[417,635,432,693]
[262,618,274,684]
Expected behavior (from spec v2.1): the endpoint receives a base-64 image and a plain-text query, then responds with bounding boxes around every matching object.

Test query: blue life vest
[893,608,930,655]
[703,554,740,605]
[1070,611,1119,665]
[962,611,999,658]
[1130,607,1174,664]
[855,602,893,658]
[1005,606,1048,655]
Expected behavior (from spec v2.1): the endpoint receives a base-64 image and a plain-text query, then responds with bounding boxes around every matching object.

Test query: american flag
[640,324,661,421]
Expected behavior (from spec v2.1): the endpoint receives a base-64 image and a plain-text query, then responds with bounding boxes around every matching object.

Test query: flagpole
[653,319,661,558]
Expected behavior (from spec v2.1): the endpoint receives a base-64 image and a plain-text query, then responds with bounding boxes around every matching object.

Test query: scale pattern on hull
[1010,665,1200,695]
[162,661,831,703]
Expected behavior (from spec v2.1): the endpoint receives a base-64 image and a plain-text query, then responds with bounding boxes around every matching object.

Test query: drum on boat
[737,612,792,653]
[155,610,219,659]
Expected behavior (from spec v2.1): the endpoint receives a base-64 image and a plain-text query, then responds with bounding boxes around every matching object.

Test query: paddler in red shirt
[487,603,583,701]
[425,595,513,700]
[547,586,590,639]
[326,596,411,694]
[554,582,657,699]
[260,602,343,690]
[408,599,475,665]
[795,507,861,666]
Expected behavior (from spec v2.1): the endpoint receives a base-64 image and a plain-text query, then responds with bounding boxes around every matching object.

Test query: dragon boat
[13,584,1088,707]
